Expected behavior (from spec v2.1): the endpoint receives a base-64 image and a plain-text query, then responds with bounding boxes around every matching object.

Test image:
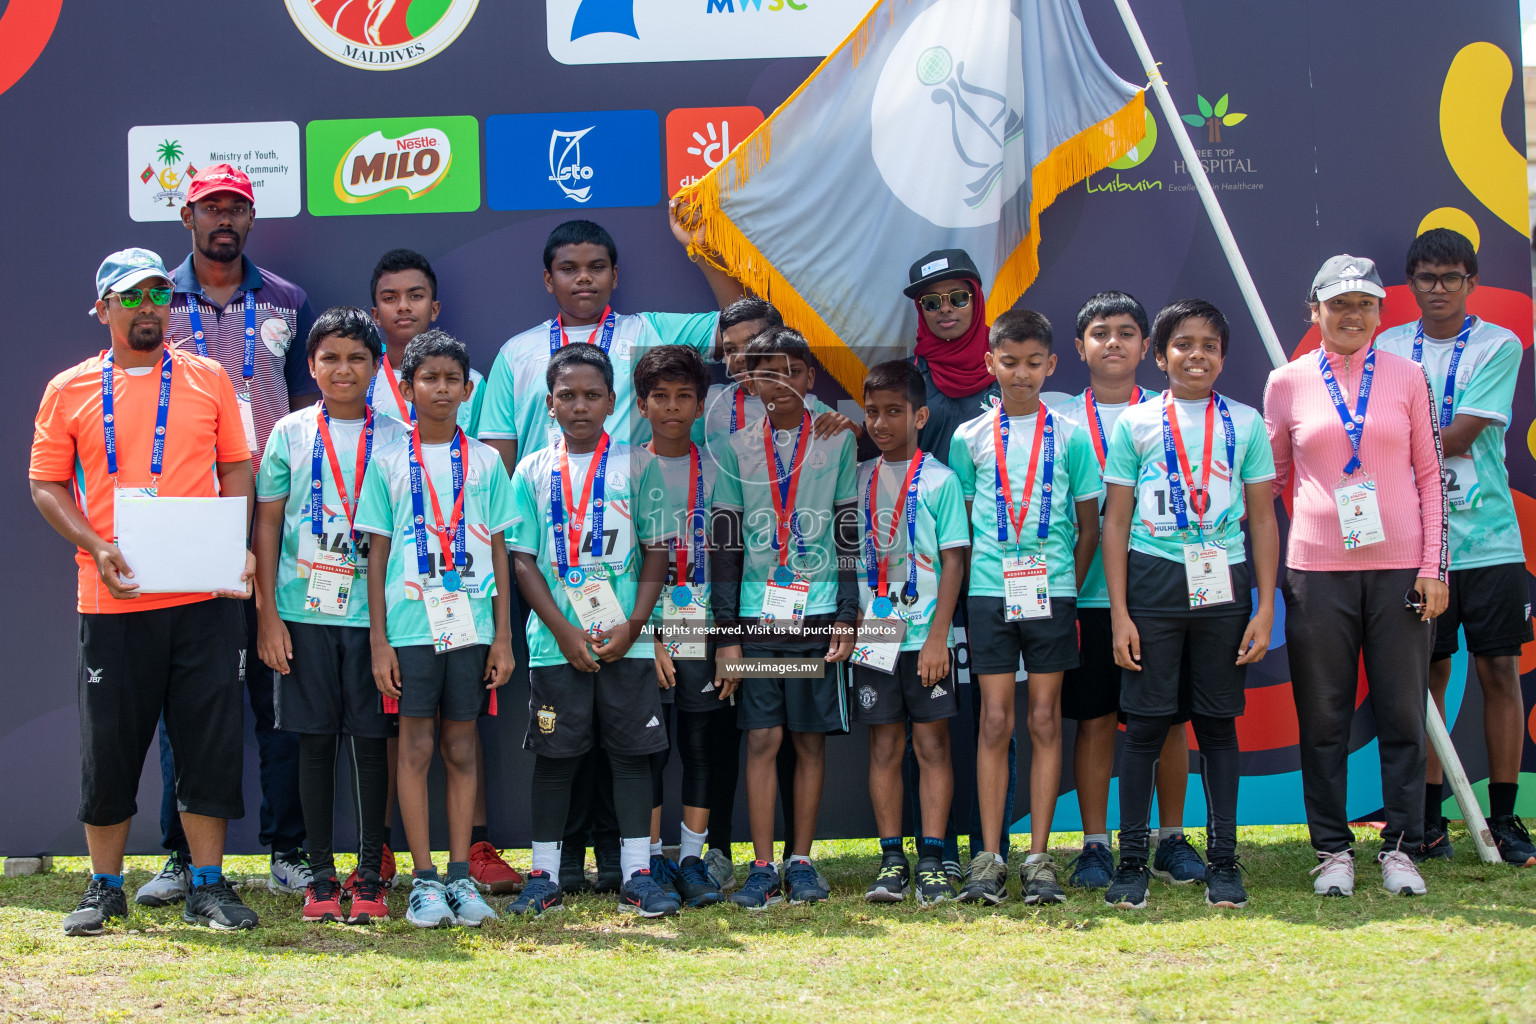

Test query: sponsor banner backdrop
[0,0,1533,854]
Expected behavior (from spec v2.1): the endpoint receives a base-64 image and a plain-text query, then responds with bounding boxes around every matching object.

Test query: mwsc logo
[285,0,478,70]
[547,0,861,65]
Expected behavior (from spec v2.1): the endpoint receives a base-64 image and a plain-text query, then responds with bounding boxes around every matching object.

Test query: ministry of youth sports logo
[871,0,1024,229]
[285,0,479,70]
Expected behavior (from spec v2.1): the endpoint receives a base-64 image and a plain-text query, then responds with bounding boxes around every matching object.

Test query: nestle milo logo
[307,115,480,217]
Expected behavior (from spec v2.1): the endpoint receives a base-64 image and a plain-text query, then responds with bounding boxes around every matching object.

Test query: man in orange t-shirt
[29,248,259,936]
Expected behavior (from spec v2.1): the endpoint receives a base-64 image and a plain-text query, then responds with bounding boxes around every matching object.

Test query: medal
[872,595,893,618]
[673,585,693,607]
[774,565,794,585]
[443,570,462,592]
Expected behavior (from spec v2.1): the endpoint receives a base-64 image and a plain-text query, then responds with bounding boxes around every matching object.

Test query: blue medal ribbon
[863,452,925,611]
[1160,393,1237,542]
[102,348,173,483]
[188,291,256,390]
[551,437,610,583]
[310,408,375,550]
[1411,315,1473,430]
[992,409,1054,552]
[1317,346,1376,477]
[548,307,616,357]
[408,428,467,588]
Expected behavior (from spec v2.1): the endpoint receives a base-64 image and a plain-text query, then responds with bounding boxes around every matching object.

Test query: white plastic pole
[1109,0,1501,865]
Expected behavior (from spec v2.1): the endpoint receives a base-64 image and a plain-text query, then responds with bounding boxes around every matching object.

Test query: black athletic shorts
[851,650,958,725]
[395,644,491,721]
[525,657,669,758]
[77,599,246,826]
[1120,612,1249,719]
[1431,561,1533,661]
[735,640,849,733]
[966,596,1080,675]
[276,621,394,738]
[669,648,730,713]
[1062,607,1118,721]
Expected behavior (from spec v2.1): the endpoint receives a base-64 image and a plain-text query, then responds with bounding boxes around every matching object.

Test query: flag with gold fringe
[676,0,1144,398]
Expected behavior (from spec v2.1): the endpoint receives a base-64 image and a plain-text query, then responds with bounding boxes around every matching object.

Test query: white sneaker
[1379,847,1427,896]
[1310,849,1355,897]
[269,848,314,894]
[135,852,191,906]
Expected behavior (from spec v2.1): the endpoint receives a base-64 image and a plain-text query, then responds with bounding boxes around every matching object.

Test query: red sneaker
[380,844,399,888]
[301,877,344,923]
[469,841,525,893]
[347,879,389,924]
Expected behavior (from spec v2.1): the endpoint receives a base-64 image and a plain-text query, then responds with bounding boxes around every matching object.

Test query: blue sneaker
[507,870,563,917]
[405,878,455,928]
[445,878,499,927]
[1068,841,1115,888]
[649,854,680,897]
[783,858,830,904]
[727,860,783,910]
[1151,833,1208,884]
[619,869,681,917]
[675,856,725,907]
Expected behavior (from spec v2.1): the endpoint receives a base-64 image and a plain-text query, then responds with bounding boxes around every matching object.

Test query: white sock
[531,841,561,876]
[787,853,811,866]
[650,840,663,859]
[1083,833,1110,848]
[1025,852,1048,865]
[620,837,651,881]
[680,823,707,862]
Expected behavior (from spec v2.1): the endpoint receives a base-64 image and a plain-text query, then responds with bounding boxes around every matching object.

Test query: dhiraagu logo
[306,116,480,216]
[547,0,861,65]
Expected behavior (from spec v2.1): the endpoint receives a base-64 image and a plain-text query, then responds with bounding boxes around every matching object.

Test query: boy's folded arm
[711,506,743,640]
[833,500,860,624]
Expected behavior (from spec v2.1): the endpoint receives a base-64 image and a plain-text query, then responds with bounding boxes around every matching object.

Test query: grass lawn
[2,824,1534,1023]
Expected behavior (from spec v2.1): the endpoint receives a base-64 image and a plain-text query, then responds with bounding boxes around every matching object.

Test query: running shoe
[63,879,127,937]
[865,858,911,903]
[183,878,259,930]
[594,841,623,894]
[347,879,389,924]
[1104,858,1150,909]
[1205,857,1248,908]
[301,877,345,923]
[507,870,564,917]
[650,854,681,898]
[405,878,456,928]
[1413,817,1454,863]
[914,859,955,908]
[727,861,783,910]
[674,856,725,908]
[446,878,499,926]
[783,859,830,904]
[619,869,682,917]
[268,848,313,895]
[957,851,1008,905]
[381,844,399,888]
[134,852,190,907]
[1020,854,1067,905]
[942,859,964,888]
[702,848,738,892]
[1151,833,1208,885]
[1067,841,1114,889]
[1379,847,1427,896]
[1489,814,1536,867]
[1310,849,1355,897]
[469,841,525,894]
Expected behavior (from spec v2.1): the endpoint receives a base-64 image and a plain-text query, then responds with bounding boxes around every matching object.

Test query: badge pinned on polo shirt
[1001,553,1051,621]
[563,563,625,636]
[1183,541,1233,608]
[662,583,709,660]
[762,572,810,629]
[306,550,356,616]
[261,317,293,357]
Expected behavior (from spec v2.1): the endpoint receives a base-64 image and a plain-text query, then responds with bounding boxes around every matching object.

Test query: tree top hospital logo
[285,0,478,70]
[870,0,1025,229]
[485,110,658,212]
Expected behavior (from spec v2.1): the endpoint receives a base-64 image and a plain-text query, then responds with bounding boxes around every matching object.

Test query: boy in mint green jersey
[353,330,516,930]
[255,307,411,925]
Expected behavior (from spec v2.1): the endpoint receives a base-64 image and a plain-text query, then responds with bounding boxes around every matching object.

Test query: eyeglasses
[111,287,173,308]
[1410,272,1468,293]
[918,289,972,313]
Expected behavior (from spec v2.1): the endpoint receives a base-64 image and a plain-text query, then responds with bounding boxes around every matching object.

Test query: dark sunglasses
[918,289,972,313]
[1409,272,1467,293]
[112,287,173,308]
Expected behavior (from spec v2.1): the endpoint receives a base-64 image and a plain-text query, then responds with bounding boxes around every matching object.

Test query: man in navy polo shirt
[136,164,319,907]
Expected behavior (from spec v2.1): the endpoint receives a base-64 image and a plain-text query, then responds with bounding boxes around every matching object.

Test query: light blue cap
[90,247,171,313]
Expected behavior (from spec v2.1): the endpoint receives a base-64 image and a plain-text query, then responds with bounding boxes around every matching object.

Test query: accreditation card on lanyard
[851,453,924,674]
[104,349,173,533]
[655,444,709,659]
[409,427,478,653]
[189,293,259,454]
[304,410,374,617]
[995,409,1054,621]
[1318,347,1386,549]
[761,414,813,628]
[1413,316,1480,510]
[553,434,626,637]
[1163,392,1237,607]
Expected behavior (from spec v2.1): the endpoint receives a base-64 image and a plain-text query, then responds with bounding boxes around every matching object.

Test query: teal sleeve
[1240,415,1277,482]
[483,457,517,535]
[1102,415,1139,484]
[932,474,970,548]
[460,371,486,436]
[256,430,291,501]
[949,433,977,498]
[1458,338,1521,423]
[508,465,542,554]
[712,443,742,508]
[476,350,519,439]
[1066,425,1102,501]
[643,311,719,354]
[352,460,394,536]
[636,458,668,544]
[834,433,858,504]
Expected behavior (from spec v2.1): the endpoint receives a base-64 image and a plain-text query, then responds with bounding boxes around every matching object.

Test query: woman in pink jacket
[1263,254,1448,899]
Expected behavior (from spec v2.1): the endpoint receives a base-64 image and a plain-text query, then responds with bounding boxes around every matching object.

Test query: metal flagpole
[1108,0,1501,864]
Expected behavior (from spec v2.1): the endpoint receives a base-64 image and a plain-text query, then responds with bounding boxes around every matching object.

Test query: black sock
[1489,781,1519,820]
[918,836,945,863]
[1190,715,1240,864]
[879,836,905,863]
[1425,781,1443,826]
[471,824,490,846]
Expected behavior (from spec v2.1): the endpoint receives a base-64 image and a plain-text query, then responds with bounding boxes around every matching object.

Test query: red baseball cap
[184,163,255,206]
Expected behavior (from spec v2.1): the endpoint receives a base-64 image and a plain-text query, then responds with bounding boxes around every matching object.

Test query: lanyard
[730,388,748,434]
[864,451,924,602]
[992,407,1053,550]
[102,348,173,484]
[311,408,374,545]
[1317,346,1376,477]
[551,433,610,581]
[1161,392,1236,540]
[548,306,615,356]
[1411,315,1473,430]
[1083,385,1147,468]
[188,291,256,390]
[764,413,812,568]
[408,427,467,589]
[367,353,414,422]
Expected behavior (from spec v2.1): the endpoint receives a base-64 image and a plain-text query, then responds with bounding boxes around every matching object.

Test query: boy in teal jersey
[368,249,485,434]
[353,331,516,930]
[255,307,410,925]
[950,309,1102,907]
[852,361,968,908]
[1054,292,1200,889]
[506,344,680,919]
[1375,228,1535,866]
[712,327,860,909]
[1101,300,1278,911]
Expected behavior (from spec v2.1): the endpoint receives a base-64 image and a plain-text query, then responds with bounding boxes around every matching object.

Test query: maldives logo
[140,139,194,207]
[308,116,480,216]
[285,0,479,70]
[335,128,453,203]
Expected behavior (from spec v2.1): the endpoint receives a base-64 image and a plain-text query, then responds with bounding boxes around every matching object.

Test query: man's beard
[199,231,242,263]
[126,320,164,351]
